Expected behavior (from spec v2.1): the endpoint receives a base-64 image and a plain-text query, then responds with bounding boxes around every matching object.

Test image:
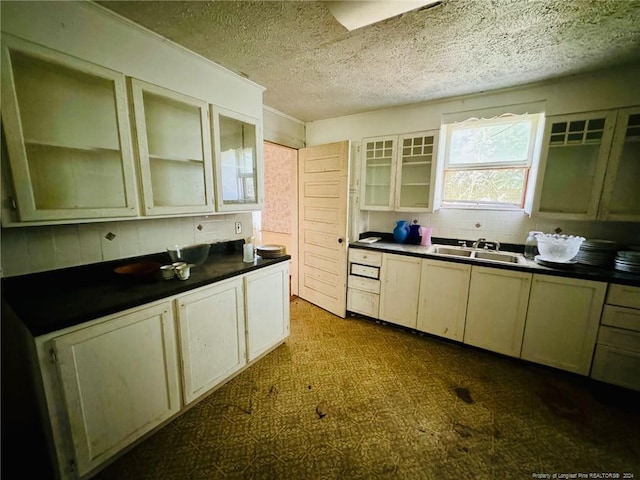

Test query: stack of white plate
[256,244,287,259]
[575,239,618,267]
[614,251,640,273]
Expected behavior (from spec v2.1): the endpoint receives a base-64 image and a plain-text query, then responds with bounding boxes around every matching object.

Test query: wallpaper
[262,142,297,234]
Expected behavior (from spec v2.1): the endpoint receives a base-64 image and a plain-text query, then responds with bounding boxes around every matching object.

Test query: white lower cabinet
[464,267,532,357]
[590,284,640,390]
[43,302,181,478]
[591,339,640,391]
[245,261,290,361]
[347,283,380,318]
[176,278,246,405]
[32,262,290,480]
[521,274,606,375]
[379,253,422,329]
[417,259,470,341]
[347,249,382,318]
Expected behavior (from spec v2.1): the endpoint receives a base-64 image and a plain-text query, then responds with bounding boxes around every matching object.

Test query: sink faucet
[472,238,500,251]
[484,240,500,251]
[472,237,486,248]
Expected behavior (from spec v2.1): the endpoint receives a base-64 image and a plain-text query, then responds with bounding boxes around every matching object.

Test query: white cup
[243,243,254,263]
[160,265,175,280]
[175,264,191,280]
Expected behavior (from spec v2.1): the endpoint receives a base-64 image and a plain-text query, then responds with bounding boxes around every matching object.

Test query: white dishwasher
[591,284,640,391]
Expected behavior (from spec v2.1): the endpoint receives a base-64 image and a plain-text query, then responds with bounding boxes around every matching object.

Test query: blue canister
[393,220,409,243]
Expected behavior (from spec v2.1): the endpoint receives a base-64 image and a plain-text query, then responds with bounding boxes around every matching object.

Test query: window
[440,113,543,209]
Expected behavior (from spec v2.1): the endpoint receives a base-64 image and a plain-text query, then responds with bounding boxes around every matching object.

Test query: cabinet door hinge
[49,348,57,364]
[8,196,17,210]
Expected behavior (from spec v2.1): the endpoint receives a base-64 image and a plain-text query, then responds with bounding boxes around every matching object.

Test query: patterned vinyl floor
[94,298,640,480]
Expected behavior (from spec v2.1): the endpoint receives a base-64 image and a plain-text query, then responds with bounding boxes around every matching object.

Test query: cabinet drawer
[348,275,380,294]
[601,305,640,332]
[591,344,640,391]
[347,289,379,318]
[349,249,382,267]
[350,263,380,279]
[597,325,640,352]
[606,284,640,309]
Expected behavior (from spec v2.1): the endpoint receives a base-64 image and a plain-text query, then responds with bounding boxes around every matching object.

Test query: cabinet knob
[338,238,344,244]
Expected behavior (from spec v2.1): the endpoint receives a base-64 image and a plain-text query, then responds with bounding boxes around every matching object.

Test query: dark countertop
[350,239,640,288]
[2,242,290,337]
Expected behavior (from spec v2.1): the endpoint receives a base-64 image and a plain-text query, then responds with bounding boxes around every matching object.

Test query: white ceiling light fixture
[325,0,441,31]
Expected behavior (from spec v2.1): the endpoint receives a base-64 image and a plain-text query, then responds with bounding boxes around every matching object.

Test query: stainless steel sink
[432,246,473,257]
[472,251,521,263]
[428,245,525,264]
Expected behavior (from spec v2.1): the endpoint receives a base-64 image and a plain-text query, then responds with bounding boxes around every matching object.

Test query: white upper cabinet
[1,34,139,221]
[361,135,396,210]
[361,130,439,211]
[532,109,639,221]
[131,79,215,215]
[598,106,640,221]
[212,106,263,211]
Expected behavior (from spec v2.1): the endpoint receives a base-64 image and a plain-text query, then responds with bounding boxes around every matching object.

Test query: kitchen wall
[366,210,640,247]
[263,107,305,149]
[0,214,252,277]
[306,63,640,246]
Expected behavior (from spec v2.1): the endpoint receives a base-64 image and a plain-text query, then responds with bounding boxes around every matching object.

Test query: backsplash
[366,210,640,247]
[0,213,252,277]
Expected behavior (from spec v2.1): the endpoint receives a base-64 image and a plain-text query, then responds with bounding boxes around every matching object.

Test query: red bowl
[114,262,161,279]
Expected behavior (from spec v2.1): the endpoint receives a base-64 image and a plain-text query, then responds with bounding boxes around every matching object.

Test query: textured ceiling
[98,0,640,122]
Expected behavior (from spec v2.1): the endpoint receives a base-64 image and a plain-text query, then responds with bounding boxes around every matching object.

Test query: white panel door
[417,259,471,341]
[52,302,180,477]
[464,266,532,357]
[245,262,290,361]
[379,253,422,329]
[298,141,350,317]
[522,274,606,375]
[177,278,246,405]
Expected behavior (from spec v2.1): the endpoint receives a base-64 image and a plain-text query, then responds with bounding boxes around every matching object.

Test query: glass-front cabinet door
[360,131,437,212]
[131,79,214,215]
[534,110,617,220]
[599,106,640,222]
[395,131,438,211]
[360,136,396,210]
[212,107,262,211]
[1,35,138,222]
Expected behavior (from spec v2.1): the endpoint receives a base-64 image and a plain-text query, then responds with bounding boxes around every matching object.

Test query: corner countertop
[2,244,290,337]
[349,241,640,287]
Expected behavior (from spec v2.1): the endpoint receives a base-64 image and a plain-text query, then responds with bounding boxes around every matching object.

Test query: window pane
[449,120,532,166]
[588,118,606,130]
[443,168,527,206]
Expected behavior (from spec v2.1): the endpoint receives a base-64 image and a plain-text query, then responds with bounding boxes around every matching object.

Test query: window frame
[437,113,544,211]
